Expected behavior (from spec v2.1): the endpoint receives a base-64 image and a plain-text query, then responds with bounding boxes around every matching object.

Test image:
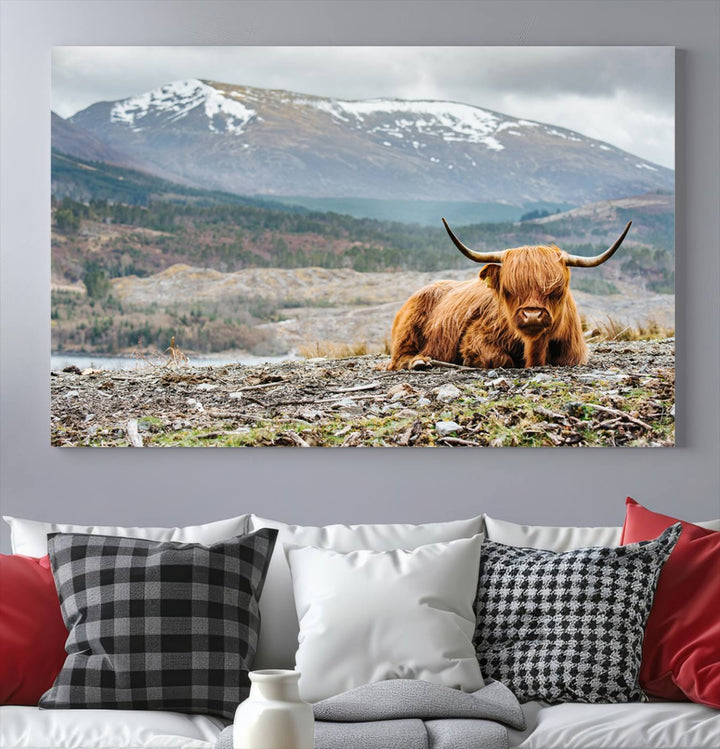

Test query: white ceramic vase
[233,670,314,749]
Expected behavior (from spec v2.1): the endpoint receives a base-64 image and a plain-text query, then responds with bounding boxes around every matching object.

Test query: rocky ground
[51,339,675,448]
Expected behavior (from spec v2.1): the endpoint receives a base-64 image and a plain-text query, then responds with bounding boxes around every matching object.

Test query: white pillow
[482,515,622,551]
[286,535,485,703]
[695,519,720,530]
[2,514,250,557]
[482,514,720,552]
[249,514,484,669]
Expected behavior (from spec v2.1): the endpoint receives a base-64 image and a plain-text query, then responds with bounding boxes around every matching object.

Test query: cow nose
[520,308,545,324]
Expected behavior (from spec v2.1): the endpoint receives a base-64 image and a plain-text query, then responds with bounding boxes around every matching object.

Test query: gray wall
[1,1,718,553]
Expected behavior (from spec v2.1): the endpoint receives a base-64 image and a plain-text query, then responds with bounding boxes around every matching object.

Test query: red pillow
[0,554,68,704]
[621,497,720,707]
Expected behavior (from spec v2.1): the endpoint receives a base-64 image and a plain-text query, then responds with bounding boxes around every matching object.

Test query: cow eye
[549,289,563,301]
[502,288,512,299]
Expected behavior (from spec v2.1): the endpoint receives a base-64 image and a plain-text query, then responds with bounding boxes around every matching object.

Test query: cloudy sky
[52,46,675,168]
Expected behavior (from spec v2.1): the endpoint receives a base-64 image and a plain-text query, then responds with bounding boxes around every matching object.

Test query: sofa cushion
[474,525,681,703]
[286,535,484,702]
[508,700,720,749]
[2,514,251,557]
[0,705,226,749]
[482,515,623,550]
[482,513,720,551]
[39,529,277,720]
[248,514,484,669]
[0,554,67,705]
[621,498,720,707]
[3,700,717,749]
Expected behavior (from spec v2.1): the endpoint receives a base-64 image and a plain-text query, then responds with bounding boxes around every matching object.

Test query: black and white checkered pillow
[474,523,681,704]
[39,528,277,719]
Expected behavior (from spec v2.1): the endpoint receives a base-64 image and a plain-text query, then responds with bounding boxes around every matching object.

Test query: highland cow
[387,220,632,370]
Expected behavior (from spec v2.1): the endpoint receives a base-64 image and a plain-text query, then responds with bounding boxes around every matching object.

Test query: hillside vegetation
[52,188,674,280]
[51,149,674,357]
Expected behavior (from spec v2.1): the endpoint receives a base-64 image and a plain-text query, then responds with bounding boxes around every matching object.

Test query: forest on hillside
[52,195,674,285]
[51,151,675,357]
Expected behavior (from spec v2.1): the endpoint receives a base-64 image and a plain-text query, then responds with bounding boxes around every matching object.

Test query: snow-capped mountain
[64,79,673,204]
[109,79,257,135]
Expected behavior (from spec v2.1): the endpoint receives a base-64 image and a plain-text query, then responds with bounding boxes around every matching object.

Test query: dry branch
[282,431,311,447]
[126,419,143,448]
[428,359,476,371]
[436,436,479,447]
[229,381,286,394]
[582,403,652,431]
[329,381,381,393]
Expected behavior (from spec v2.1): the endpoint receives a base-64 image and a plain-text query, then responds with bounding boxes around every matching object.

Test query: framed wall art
[50,46,675,447]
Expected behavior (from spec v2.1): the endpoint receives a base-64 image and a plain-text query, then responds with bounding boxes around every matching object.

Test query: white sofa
[1,513,718,749]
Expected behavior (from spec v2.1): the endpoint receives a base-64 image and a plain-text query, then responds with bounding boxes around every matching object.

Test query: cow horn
[442,218,507,264]
[564,221,632,268]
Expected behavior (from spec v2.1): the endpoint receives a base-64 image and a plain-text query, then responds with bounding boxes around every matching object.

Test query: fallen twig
[582,403,652,431]
[329,381,381,393]
[436,436,479,447]
[596,417,623,429]
[230,381,286,394]
[126,419,143,448]
[282,431,311,447]
[428,359,476,371]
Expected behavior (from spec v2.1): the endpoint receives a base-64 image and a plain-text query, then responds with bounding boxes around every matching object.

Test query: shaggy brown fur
[388,245,588,370]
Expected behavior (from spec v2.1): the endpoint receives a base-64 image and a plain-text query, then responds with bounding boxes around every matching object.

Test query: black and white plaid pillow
[40,528,277,719]
[474,523,681,704]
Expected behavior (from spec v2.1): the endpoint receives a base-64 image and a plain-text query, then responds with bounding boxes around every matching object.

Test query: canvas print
[50,46,675,447]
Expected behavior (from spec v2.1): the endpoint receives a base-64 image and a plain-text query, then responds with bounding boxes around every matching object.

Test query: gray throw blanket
[216,679,525,749]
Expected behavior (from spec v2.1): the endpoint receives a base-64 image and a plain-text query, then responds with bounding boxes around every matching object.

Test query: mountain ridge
[51,111,136,167]
[61,78,673,205]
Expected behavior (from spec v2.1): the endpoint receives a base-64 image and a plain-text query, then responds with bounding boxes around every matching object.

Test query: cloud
[436,47,674,105]
[490,90,674,168]
[52,46,674,168]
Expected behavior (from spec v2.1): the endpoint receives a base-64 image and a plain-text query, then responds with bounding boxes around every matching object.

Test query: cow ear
[479,264,500,290]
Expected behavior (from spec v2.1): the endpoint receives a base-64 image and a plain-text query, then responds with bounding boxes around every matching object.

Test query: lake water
[51,352,298,371]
